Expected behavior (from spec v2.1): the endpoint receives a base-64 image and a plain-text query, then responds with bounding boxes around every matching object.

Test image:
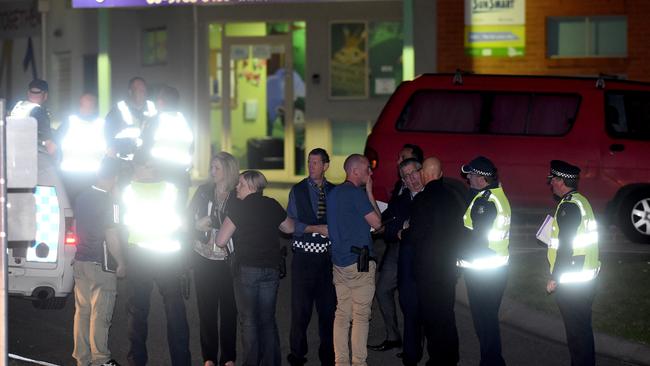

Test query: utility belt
[350,245,376,272]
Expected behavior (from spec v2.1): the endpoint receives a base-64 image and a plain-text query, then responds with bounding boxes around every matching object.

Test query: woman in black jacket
[188,152,239,366]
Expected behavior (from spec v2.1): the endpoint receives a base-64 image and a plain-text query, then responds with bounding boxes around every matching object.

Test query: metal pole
[39,0,49,80]
[192,5,200,180]
[1,99,9,366]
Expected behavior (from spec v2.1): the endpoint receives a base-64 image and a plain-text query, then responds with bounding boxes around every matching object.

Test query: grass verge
[506,250,650,345]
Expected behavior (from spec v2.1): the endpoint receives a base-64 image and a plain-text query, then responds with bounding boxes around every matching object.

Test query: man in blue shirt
[327,154,382,366]
[286,148,337,366]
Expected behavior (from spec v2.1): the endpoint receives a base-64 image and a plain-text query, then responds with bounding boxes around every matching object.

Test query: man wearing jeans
[327,154,382,366]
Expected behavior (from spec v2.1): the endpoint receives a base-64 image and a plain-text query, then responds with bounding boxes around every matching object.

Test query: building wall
[437,0,650,81]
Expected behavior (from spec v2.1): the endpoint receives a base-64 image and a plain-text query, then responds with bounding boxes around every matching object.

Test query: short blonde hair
[240,170,267,193]
[211,152,240,191]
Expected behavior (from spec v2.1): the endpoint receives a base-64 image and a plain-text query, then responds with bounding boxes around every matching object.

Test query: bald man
[327,154,382,366]
[401,157,465,366]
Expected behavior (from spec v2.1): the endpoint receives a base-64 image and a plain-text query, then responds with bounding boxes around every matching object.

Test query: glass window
[142,27,167,66]
[396,91,482,133]
[606,92,650,140]
[331,120,370,156]
[527,95,579,135]
[369,21,403,97]
[547,16,627,57]
[396,90,579,136]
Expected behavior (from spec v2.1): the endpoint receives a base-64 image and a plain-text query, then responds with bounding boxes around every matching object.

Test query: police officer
[458,156,511,366]
[546,160,600,366]
[286,148,336,366]
[105,77,157,161]
[140,85,193,206]
[10,79,56,156]
[122,153,191,366]
[58,93,107,202]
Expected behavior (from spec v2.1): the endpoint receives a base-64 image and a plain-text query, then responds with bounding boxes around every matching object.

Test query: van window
[606,92,650,140]
[397,91,481,133]
[396,90,579,136]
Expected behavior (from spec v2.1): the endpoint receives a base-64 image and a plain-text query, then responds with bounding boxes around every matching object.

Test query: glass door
[222,35,295,180]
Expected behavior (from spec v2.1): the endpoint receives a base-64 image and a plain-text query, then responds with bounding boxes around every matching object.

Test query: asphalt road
[7,233,647,366]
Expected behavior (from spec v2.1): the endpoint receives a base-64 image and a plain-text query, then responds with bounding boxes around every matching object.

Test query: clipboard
[536,215,554,247]
[102,241,117,273]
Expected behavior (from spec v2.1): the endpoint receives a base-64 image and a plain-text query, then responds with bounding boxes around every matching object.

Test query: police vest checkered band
[550,169,579,179]
[470,167,494,177]
[292,235,330,253]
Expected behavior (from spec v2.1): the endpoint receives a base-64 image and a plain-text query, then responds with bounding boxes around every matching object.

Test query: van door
[601,91,650,184]
[600,90,650,240]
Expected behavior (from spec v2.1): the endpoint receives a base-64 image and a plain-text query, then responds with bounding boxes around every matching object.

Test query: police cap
[28,79,48,93]
[461,156,497,177]
[548,160,581,180]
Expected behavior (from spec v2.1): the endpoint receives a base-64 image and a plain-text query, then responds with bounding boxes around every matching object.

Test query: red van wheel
[619,190,650,244]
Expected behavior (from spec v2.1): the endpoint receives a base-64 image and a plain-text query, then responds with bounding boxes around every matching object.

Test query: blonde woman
[188,152,239,366]
[215,170,294,366]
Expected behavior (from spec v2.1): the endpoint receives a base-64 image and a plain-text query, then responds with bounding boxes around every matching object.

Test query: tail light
[365,146,379,171]
[65,217,77,246]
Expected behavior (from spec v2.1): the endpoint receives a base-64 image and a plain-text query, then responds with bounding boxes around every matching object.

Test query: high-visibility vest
[548,192,600,283]
[122,181,182,253]
[10,100,39,117]
[458,186,511,270]
[150,111,194,169]
[113,100,157,159]
[60,115,106,173]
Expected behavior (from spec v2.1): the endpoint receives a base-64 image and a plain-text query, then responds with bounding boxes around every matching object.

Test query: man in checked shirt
[286,148,337,366]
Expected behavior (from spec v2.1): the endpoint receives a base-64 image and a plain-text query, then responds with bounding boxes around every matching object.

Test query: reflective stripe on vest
[122,181,182,253]
[548,192,601,283]
[459,186,511,270]
[114,100,158,151]
[60,115,106,172]
[10,100,39,118]
[150,112,194,167]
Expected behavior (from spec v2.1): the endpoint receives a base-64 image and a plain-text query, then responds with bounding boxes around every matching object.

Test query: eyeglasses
[28,89,44,94]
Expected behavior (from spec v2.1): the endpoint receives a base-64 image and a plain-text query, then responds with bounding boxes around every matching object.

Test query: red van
[364,73,650,243]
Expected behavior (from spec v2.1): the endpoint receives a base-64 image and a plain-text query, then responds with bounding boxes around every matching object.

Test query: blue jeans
[235,266,281,366]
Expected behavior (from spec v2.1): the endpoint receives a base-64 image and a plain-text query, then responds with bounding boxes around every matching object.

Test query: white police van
[5,116,76,309]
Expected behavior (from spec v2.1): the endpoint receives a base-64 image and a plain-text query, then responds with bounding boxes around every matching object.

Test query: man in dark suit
[401,157,465,366]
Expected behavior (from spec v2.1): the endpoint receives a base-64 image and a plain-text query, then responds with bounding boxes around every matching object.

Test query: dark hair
[563,177,579,189]
[399,158,422,178]
[309,148,330,163]
[128,76,146,90]
[157,85,180,109]
[403,144,423,163]
[485,174,498,186]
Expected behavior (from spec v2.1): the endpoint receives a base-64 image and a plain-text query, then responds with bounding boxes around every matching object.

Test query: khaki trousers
[332,262,376,366]
[72,261,117,366]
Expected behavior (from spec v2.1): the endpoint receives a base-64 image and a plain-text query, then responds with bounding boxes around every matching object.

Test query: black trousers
[416,275,459,366]
[556,280,596,366]
[375,242,401,342]
[288,251,337,366]
[193,253,238,364]
[398,243,422,366]
[464,266,507,366]
[126,247,191,366]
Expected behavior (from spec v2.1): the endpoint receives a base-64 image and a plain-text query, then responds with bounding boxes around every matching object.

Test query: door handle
[609,144,625,153]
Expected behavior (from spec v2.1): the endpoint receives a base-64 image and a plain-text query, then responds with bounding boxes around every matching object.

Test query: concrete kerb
[455,278,650,366]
